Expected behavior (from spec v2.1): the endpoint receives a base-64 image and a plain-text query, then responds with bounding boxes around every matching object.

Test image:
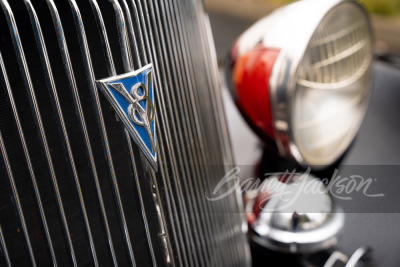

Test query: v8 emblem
[96,64,157,170]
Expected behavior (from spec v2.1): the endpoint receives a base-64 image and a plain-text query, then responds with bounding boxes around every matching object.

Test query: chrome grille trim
[120,0,141,68]
[109,0,134,72]
[0,132,37,266]
[128,1,189,264]
[0,225,11,267]
[136,1,200,265]
[151,1,225,265]
[129,1,148,63]
[186,1,250,264]
[46,0,119,264]
[89,0,117,76]
[145,2,207,267]
[131,0,197,266]
[24,2,99,265]
[181,3,239,265]
[89,0,163,265]
[166,1,224,263]
[0,0,251,266]
[0,1,78,265]
[175,2,235,265]
[67,0,138,265]
[0,51,58,266]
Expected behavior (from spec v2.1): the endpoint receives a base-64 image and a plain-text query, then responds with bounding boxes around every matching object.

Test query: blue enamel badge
[96,64,157,170]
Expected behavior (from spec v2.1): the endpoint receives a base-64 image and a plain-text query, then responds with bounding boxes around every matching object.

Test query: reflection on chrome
[226,0,373,168]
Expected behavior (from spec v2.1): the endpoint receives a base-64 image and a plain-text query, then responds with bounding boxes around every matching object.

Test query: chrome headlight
[226,0,373,167]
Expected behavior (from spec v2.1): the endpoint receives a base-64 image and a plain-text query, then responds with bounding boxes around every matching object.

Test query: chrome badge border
[96,64,157,170]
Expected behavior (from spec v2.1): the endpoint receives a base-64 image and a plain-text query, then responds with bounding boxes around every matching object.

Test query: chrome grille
[0,0,251,266]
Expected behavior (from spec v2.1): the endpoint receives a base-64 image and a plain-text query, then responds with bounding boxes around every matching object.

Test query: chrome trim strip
[89,3,159,265]
[45,1,119,265]
[190,3,240,265]
[0,225,11,267]
[0,132,37,266]
[188,1,251,264]
[0,1,78,265]
[102,1,173,265]
[109,0,134,71]
[202,10,252,265]
[126,1,147,63]
[120,0,141,68]
[0,51,58,267]
[145,3,209,266]
[125,1,188,266]
[178,1,231,262]
[168,1,232,265]
[134,0,197,266]
[138,1,201,266]
[126,137,160,267]
[152,1,222,265]
[67,0,137,265]
[88,0,116,75]
[23,2,99,265]
[0,0,252,265]
[77,1,166,264]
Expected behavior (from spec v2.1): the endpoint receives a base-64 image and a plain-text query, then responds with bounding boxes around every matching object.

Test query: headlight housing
[226,0,373,168]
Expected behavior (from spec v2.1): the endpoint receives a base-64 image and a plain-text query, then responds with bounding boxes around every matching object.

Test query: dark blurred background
[205,0,400,61]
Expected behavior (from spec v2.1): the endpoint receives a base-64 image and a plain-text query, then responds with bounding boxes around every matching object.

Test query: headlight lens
[293,2,373,165]
[227,0,373,167]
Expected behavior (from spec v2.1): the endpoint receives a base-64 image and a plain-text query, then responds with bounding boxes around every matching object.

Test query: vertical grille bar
[0,132,37,266]
[164,1,234,263]
[0,1,78,265]
[175,1,238,265]
[201,8,250,266]
[132,1,198,266]
[0,0,252,266]
[143,2,209,267]
[194,2,251,264]
[0,49,57,266]
[88,0,117,76]
[45,0,119,265]
[109,0,133,72]
[141,1,205,265]
[148,1,223,266]
[0,50,58,266]
[162,1,236,265]
[115,0,174,264]
[89,1,159,266]
[120,0,174,262]
[0,225,11,267]
[197,2,235,165]
[66,0,137,265]
[23,2,99,265]
[120,0,141,68]
[123,2,189,266]
[128,1,147,64]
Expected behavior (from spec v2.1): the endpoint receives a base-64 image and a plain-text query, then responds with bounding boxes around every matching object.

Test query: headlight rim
[268,0,374,168]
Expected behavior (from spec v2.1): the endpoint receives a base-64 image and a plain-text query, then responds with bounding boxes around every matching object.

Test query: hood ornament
[96,64,157,170]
